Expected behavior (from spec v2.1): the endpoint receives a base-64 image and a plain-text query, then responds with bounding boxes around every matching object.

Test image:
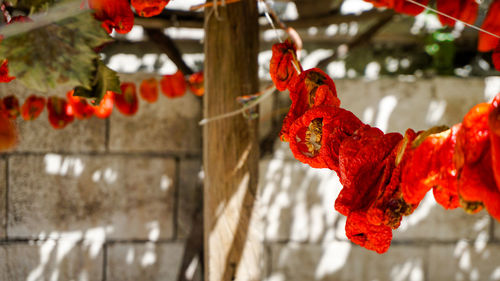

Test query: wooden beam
[144,28,194,75]
[135,8,394,30]
[203,0,261,280]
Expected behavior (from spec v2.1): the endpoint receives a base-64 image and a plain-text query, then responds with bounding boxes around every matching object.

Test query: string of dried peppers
[270,40,500,254]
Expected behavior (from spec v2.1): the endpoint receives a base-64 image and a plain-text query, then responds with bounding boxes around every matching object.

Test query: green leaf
[0,11,112,92]
[74,60,121,104]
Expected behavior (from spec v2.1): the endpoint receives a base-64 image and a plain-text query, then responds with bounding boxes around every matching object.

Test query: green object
[74,60,121,105]
[0,12,112,92]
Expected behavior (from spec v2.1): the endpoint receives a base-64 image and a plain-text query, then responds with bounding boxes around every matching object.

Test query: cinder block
[429,243,500,280]
[8,154,175,240]
[494,219,500,241]
[177,159,202,238]
[14,111,106,153]
[0,241,103,281]
[0,159,5,239]
[266,242,426,281]
[109,74,201,154]
[259,159,343,243]
[433,77,486,126]
[106,242,184,281]
[0,80,106,153]
[394,193,491,241]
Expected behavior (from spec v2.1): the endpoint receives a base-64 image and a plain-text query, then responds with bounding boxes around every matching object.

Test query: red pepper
[490,103,500,192]
[280,68,340,142]
[436,0,478,27]
[0,114,17,151]
[115,82,139,116]
[91,91,114,119]
[363,0,429,16]
[89,0,134,34]
[400,126,448,205]
[431,124,461,209]
[1,95,20,119]
[66,90,94,120]
[454,103,497,215]
[345,211,392,254]
[161,70,187,98]
[47,96,74,129]
[478,0,500,52]
[0,60,15,83]
[188,71,204,97]
[21,95,45,121]
[288,106,363,170]
[270,40,300,91]
[131,0,170,17]
[335,126,403,216]
[366,130,418,228]
[140,78,159,103]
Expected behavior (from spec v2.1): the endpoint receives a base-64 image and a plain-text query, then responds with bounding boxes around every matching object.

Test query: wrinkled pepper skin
[345,211,392,254]
[288,106,364,171]
[489,102,500,193]
[432,124,461,209]
[67,90,94,120]
[270,40,300,92]
[478,0,500,52]
[335,126,402,216]
[401,126,450,206]
[89,0,134,34]
[115,82,139,116]
[436,0,478,27]
[280,68,340,142]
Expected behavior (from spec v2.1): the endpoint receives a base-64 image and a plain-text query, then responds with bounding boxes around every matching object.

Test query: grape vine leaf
[0,11,112,92]
[73,60,121,104]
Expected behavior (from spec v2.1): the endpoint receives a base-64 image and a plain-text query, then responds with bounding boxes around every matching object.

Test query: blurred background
[1,0,500,280]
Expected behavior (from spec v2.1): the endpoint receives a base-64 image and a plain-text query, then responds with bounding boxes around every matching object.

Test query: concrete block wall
[2,76,500,280]
[261,77,500,281]
[0,73,203,281]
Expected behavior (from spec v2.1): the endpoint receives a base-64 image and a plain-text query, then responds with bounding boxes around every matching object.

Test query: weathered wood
[203,0,261,280]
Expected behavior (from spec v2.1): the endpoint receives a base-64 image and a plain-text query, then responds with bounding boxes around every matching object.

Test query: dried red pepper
[288,106,363,171]
[115,82,139,116]
[490,103,500,192]
[140,78,159,103]
[335,126,403,216]
[0,60,15,83]
[345,211,393,254]
[89,0,134,34]
[478,0,500,52]
[131,0,170,17]
[0,114,17,151]
[161,71,187,98]
[91,91,114,119]
[363,0,429,16]
[436,0,478,27]
[47,96,74,129]
[280,68,340,142]
[366,131,418,228]
[188,71,204,97]
[66,90,94,120]
[1,95,20,119]
[21,95,45,121]
[270,40,301,91]
[454,102,496,214]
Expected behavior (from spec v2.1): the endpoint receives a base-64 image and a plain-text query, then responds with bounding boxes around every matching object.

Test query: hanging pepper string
[406,0,500,39]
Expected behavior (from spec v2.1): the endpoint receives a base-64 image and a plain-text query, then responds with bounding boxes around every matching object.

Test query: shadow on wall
[260,77,500,281]
[1,154,185,280]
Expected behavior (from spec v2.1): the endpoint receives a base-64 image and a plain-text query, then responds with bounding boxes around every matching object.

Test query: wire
[406,0,500,39]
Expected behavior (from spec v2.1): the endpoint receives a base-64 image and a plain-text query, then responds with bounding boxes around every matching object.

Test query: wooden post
[203,0,261,280]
